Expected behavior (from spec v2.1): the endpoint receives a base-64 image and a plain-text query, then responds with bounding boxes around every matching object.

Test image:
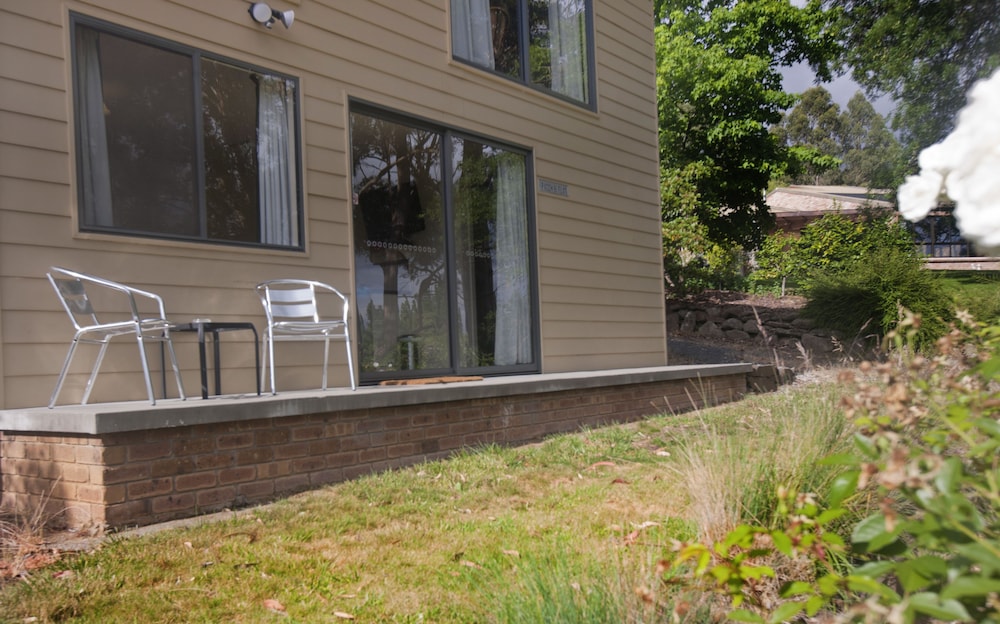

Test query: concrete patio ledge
[0,364,751,435]
[1,364,752,531]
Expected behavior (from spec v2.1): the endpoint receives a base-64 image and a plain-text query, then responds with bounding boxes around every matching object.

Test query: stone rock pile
[666,299,844,360]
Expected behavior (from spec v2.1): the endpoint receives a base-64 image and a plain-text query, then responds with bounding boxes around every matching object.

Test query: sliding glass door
[350,106,537,381]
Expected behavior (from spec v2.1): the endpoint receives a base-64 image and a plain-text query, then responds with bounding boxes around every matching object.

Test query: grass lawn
[1,380,853,623]
[938,270,1000,322]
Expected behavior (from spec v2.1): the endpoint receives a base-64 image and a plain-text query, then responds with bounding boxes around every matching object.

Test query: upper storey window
[451,0,594,106]
[72,15,303,249]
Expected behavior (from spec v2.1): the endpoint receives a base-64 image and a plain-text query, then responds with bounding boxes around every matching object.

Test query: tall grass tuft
[672,383,853,541]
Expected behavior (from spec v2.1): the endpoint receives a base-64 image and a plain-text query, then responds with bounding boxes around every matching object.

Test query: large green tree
[656,0,838,248]
[772,86,902,188]
[824,0,1000,156]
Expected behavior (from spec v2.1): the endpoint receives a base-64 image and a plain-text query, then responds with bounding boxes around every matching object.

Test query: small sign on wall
[538,179,569,197]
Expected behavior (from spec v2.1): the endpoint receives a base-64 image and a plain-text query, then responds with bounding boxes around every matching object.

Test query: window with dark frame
[350,105,539,381]
[451,0,594,106]
[72,16,302,249]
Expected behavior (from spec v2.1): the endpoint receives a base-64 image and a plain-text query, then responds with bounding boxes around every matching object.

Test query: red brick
[24,444,52,461]
[290,457,326,473]
[358,447,386,463]
[77,484,107,504]
[58,463,92,484]
[236,447,274,465]
[386,443,419,459]
[307,439,340,455]
[257,461,290,478]
[254,429,290,446]
[101,445,127,466]
[175,472,217,492]
[217,433,254,450]
[308,467,343,485]
[106,500,150,525]
[237,480,275,500]
[151,457,196,478]
[151,493,196,514]
[127,478,174,499]
[291,425,324,441]
[339,434,373,451]
[128,441,173,462]
[3,441,26,459]
[51,444,77,463]
[273,442,310,460]
[174,437,214,456]
[327,422,357,436]
[274,474,310,493]
[194,454,234,471]
[102,464,152,485]
[218,466,256,485]
[196,486,235,509]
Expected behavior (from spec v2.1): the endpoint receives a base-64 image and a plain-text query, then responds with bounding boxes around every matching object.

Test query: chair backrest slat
[49,274,101,330]
[269,301,318,320]
[267,287,314,304]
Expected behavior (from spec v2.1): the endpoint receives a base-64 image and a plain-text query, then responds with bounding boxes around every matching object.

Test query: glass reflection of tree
[98,32,198,236]
[351,115,447,372]
[202,61,258,242]
[453,139,498,367]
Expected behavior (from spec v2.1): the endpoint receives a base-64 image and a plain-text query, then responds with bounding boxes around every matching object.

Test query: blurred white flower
[897,67,1000,254]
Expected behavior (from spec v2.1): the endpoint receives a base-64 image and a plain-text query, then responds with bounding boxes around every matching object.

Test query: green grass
[939,270,1000,323]
[1,380,855,623]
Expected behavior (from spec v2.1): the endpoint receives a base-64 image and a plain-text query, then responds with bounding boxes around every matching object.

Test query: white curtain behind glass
[493,153,531,365]
[77,28,113,227]
[258,76,298,246]
[451,0,495,68]
[548,0,587,102]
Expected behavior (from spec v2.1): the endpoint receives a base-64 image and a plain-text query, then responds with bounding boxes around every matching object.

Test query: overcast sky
[780,62,896,118]
[782,0,896,118]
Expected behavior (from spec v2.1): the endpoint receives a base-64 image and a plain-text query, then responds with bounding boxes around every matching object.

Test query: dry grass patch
[1,378,852,623]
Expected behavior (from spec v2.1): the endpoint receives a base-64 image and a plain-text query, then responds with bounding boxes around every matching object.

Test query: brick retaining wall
[1,368,747,532]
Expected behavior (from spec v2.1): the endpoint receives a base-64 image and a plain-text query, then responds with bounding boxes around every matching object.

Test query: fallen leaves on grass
[263,598,286,613]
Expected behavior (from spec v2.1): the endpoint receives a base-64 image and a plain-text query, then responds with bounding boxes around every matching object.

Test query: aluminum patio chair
[256,279,357,394]
[47,267,186,407]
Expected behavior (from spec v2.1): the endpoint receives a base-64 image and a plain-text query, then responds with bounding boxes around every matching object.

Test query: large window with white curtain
[71,15,302,248]
[350,105,538,381]
[451,0,593,106]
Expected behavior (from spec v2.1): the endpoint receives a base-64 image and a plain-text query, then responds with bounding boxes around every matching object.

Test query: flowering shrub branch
[665,312,1000,623]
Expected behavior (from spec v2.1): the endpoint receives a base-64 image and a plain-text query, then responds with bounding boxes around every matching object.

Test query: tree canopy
[772,86,902,188]
[824,0,1000,156]
[655,0,838,248]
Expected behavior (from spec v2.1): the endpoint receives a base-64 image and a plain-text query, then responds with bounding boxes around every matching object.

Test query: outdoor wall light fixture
[248,3,295,29]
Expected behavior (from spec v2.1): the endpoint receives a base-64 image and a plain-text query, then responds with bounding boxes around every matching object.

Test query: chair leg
[81,341,111,405]
[260,334,269,394]
[164,336,186,401]
[136,334,157,405]
[48,340,81,408]
[345,330,357,391]
[267,333,277,395]
[322,338,330,391]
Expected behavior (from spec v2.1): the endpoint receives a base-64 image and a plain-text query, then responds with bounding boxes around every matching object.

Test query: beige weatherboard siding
[0,0,664,409]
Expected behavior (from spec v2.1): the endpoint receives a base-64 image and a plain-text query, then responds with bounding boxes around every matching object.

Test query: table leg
[197,324,209,400]
[212,330,223,396]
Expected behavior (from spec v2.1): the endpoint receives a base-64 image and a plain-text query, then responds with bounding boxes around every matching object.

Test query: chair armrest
[48,267,169,322]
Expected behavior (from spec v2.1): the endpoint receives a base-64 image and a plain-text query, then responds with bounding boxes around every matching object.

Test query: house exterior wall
[0,0,664,409]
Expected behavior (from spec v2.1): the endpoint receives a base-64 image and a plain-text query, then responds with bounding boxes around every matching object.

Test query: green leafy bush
[662,217,745,296]
[802,247,952,349]
[665,314,1000,623]
[749,209,915,295]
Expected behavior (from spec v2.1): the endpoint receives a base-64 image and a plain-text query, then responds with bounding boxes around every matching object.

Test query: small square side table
[172,321,261,400]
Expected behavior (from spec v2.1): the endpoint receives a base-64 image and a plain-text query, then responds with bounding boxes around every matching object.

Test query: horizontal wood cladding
[0,0,662,408]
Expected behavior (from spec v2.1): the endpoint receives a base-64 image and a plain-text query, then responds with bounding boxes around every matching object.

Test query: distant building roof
[766,185,894,233]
